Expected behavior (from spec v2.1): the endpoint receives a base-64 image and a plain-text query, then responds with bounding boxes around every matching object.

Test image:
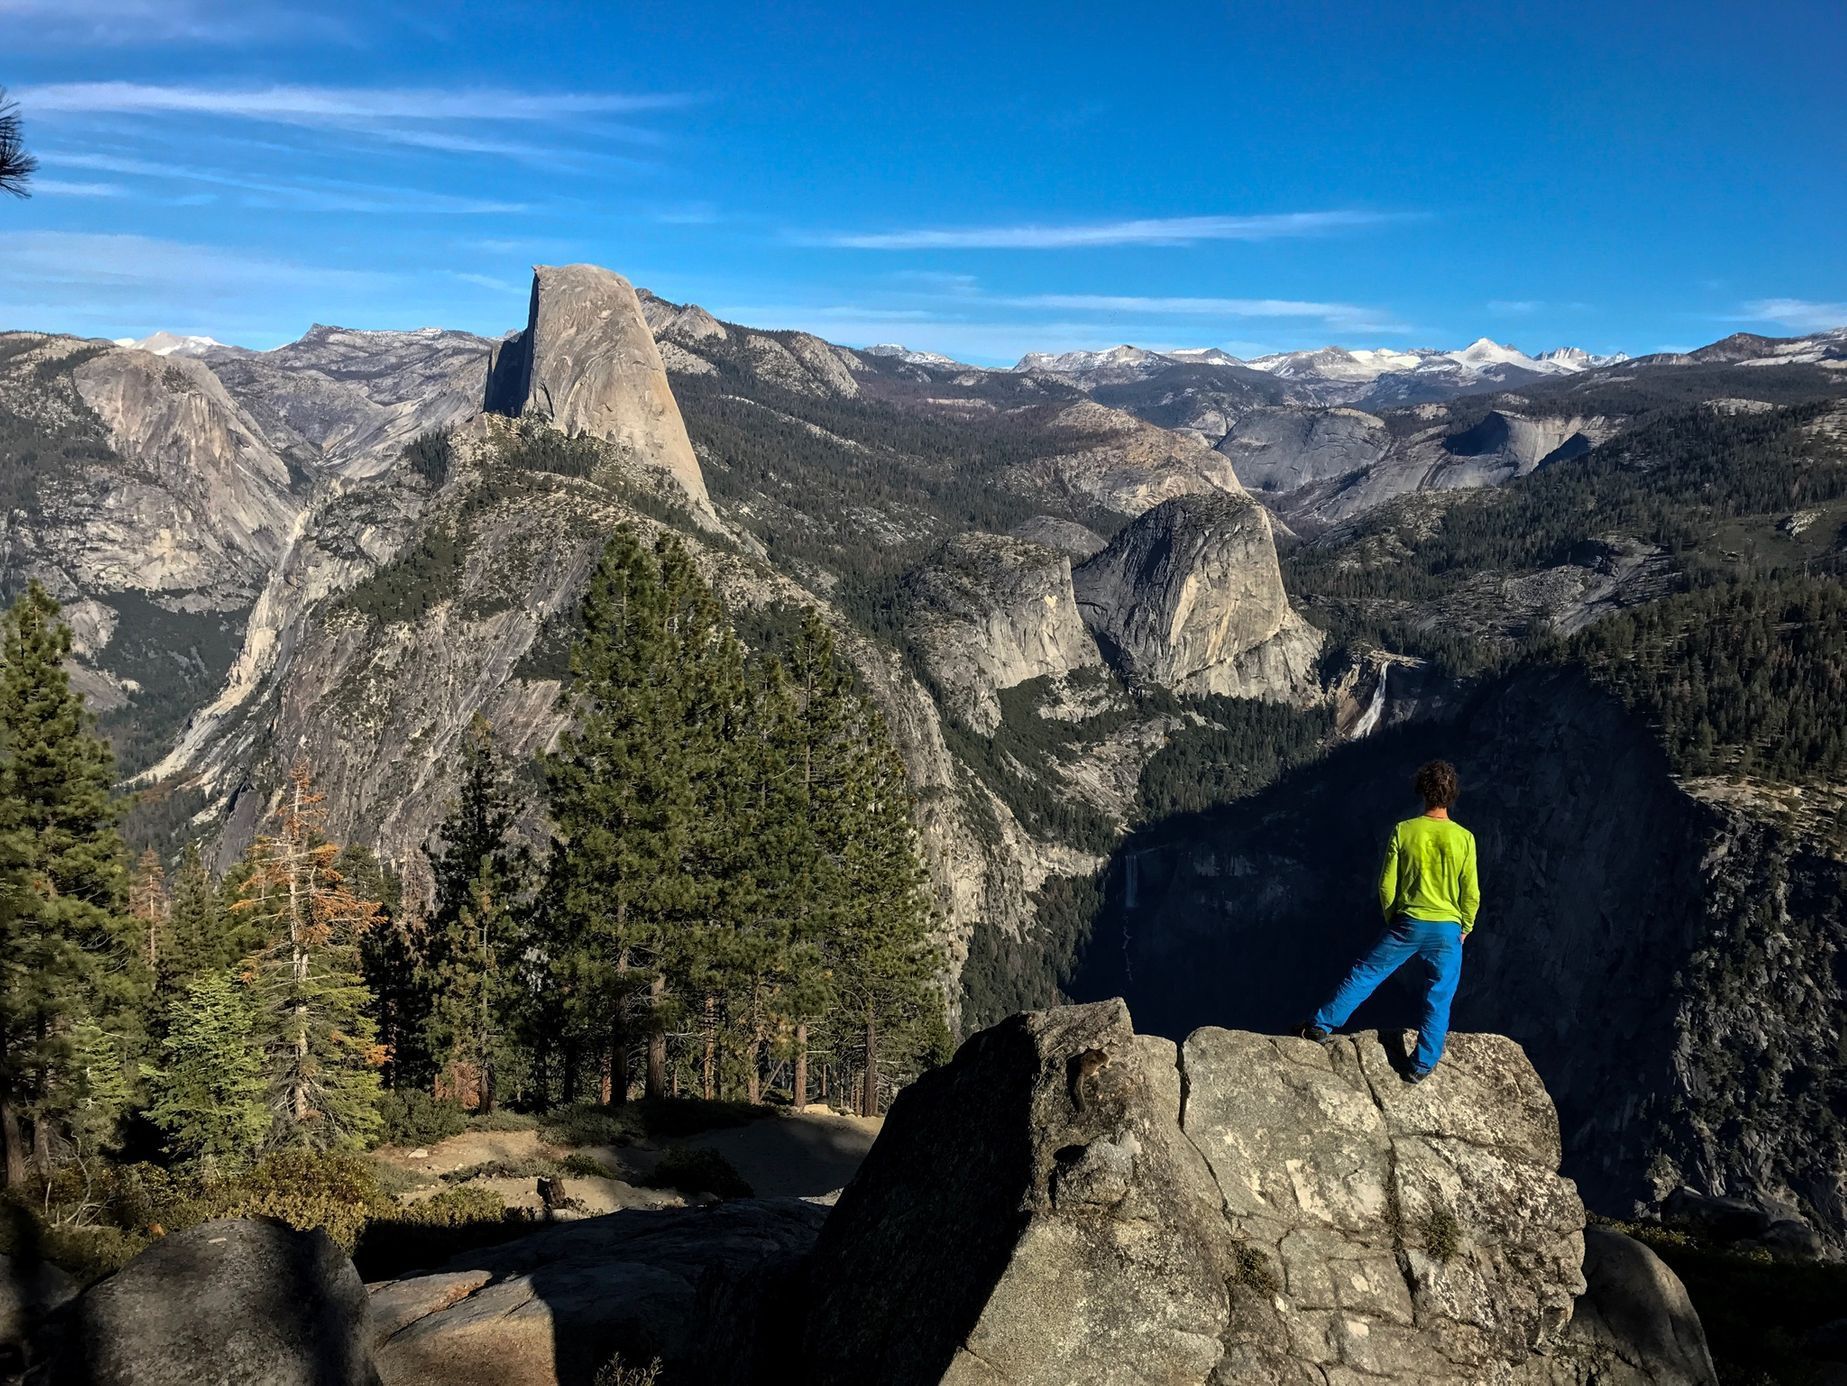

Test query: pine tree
[145,970,267,1172]
[542,530,733,1105]
[160,840,249,995]
[423,717,530,1111]
[233,762,385,1150]
[0,582,144,1186]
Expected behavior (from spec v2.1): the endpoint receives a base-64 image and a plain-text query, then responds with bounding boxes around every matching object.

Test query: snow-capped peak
[113,331,223,358]
[865,342,961,367]
[1536,346,1630,371]
[1447,337,1542,371]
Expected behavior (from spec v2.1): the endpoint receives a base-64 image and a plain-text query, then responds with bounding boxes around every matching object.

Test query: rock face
[368,1200,825,1386]
[801,1000,1586,1385]
[485,264,711,511]
[56,1218,379,1386]
[1071,668,1847,1244]
[205,325,492,477]
[1219,405,1391,494]
[1532,1227,1717,1386]
[904,533,1103,732]
[1072,491,1322,700]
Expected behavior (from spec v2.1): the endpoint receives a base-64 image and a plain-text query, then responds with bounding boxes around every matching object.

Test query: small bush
[210,1149,390,1251]
[560,1152,617,1179]
[378,1090,467,1147]
[438,1156,558,1184]
[1422,1203,1463,1263]
[643,1146,752,1199]
[407,1186,507,1227]
[1231,1241,1280,1294]
[467,1109,538,1133]
[540,1103,644,1148]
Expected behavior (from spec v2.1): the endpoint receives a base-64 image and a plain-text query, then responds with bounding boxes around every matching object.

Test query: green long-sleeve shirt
[1379,814,1481,933]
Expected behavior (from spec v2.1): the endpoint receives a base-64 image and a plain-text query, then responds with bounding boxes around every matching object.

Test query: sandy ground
[375,1106,882,1213]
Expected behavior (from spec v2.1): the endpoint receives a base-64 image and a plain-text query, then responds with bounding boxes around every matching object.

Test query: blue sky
[4,1,1843,364]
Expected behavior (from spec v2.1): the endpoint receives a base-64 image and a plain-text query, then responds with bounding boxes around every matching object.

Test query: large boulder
[799,999,1588,1385]
[485,263,713,512]
[1072,491,1322,700]
[904,532,1104,732]
[1532,1227,1718,1385]
[54,1218,378,1386]
[368,1200,825,1386]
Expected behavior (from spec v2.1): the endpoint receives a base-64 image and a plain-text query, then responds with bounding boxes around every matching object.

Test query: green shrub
[407,1186,507,1227]
[1231,1240,1280,1294]
[560,1152,617,1179]
[644,1146,752,1199]
[539,1103,644,1148]
[378,1090,468,1147]
[209,1149,390,1251]
[1421,1203,1463,1262]
[467,1109,538,1133]
[438,1156,559,1183]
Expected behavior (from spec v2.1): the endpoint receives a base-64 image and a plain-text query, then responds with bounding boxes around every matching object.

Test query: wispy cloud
[997,293,1405,332]
[808,210,1415,250]
[1738,298,1847,332]
[48,151,527,214]
[29,179,126,197]
[19,80,691,123]
[1,0,350,45]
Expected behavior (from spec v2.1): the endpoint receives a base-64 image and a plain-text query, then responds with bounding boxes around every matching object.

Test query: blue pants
[1312,916,1464,1074]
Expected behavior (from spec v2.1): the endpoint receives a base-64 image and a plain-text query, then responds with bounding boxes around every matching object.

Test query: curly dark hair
[1413,760,1460,809]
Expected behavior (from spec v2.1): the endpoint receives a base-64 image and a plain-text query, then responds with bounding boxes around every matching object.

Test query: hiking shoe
[1294,1024,1332,1044]
[1402,1067,1433,1085]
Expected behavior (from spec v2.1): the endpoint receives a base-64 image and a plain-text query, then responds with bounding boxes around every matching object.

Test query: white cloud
[0,0,349,45]
[18,80,690,123]
[47,151,527,214]
[1487,299,1540,314]
[28,179,125,197]
[1739,298,1847,333]
[809,210,1414,250]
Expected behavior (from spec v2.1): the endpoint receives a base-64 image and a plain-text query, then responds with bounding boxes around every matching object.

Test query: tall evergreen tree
[542,529,738,1104]
[0,582,143,1186]
[423,717,530,1111]
[233,762,385,1150]
[145,970,267,1172]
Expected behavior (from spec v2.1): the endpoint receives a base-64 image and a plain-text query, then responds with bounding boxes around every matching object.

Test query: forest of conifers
[0,529,945,1275]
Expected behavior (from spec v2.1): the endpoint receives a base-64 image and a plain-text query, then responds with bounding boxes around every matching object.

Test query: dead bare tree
[0,88,37,198]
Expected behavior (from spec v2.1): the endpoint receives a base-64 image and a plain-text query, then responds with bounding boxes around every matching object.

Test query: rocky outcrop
[368,1200,825,1386]
[55,1218,379,1386]
[1009,514,1108,560]
[800,999,1587,1385]
[1219,405,1391,494]
[1072,491,1322,700]
[1003,401,1247,516]
[1531,1227,1718,1386]
[1071,668,1847,1244]
[904,533,1102,733]
[205,325,492,478]
[485,265,711,511]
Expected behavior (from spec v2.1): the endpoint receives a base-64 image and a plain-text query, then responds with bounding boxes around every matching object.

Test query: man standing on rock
[1298,760,1479,1083]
